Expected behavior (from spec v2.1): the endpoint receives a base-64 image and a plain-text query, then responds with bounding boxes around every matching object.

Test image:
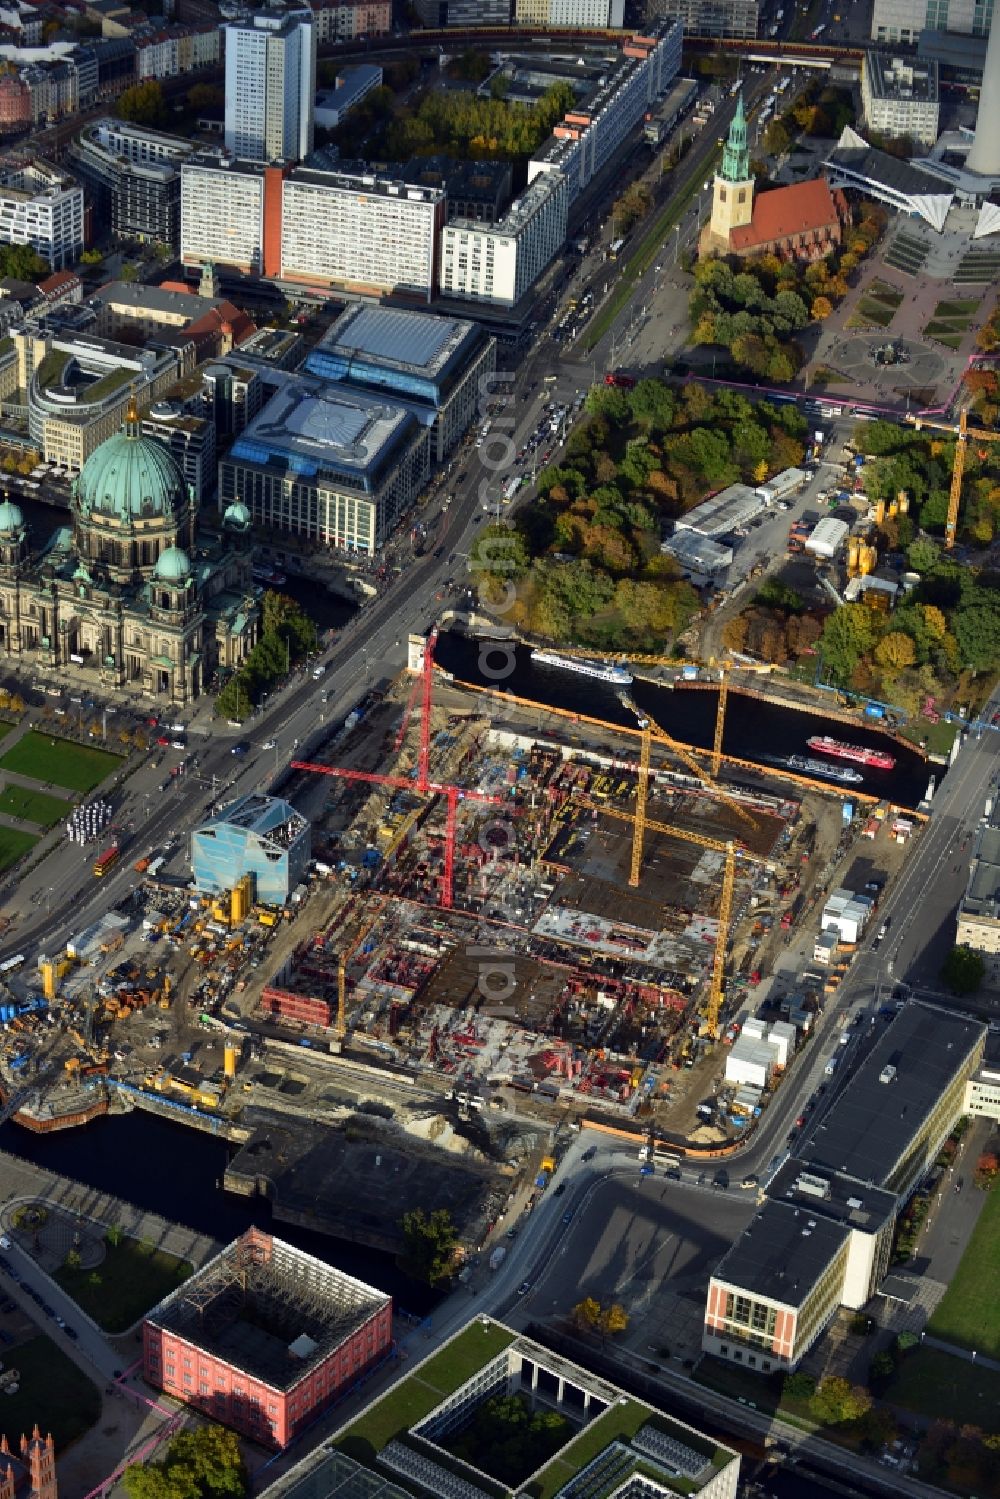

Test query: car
[262,739,276,750]
[64,1326,78,1341]
[55,1315,65,1328]
[796,1113,806,1127]
[156,735,169,746]
[955,1176,964,1193]
[506,1227,518,1239]
[0,1236,9,1251]
[553,1182,567,1197]
[170,739,185,751]
[231,741,251,757]
[877,918,890,938]
[581,1146,597,1162]
[562,1210,574,1224]
[740,1175,759,1189]
[517,1282,531,1296]
[41,1303,54,1317]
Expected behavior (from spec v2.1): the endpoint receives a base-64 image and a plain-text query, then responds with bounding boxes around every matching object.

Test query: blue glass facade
[190,796,310,905]
[305,350,441,406]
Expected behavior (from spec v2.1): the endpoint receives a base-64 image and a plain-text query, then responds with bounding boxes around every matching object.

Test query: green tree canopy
[807,1376,873,1426]
[124,1425,247,1499]
[115,80,168,127]
[400,1207,458,1284]
[940,945,985,995]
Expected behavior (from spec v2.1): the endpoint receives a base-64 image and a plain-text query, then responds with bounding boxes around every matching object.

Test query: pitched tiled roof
[730,177,846,252]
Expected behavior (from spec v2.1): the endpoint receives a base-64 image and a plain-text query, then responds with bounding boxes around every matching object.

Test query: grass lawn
[898,717,959,757]
[0,825,37,871]
[928,1183,1000,1356]
[923,328,964,349]
[0,785,73,828]
[583,145,723,355]
[0,1333,100,1448]
[933,298,978,318]
[55,1236,191,1333]
[0,731,121,793]
[851,299,897,329]
[885,1347,1000,1427]
[338,1323,517,1461]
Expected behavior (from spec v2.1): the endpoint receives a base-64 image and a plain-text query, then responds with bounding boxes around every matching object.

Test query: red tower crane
[293,627,507,907]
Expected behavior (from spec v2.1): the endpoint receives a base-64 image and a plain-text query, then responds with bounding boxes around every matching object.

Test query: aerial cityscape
[0,0,993,1496]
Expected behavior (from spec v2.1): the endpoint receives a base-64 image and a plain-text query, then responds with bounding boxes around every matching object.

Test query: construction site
[0,626,913,1255]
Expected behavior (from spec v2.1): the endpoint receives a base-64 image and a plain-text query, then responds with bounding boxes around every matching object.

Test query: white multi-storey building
[871,0,991,42]
[224,6,316,165]
[529,19,682,200]
[861,51,940,146]
[181,155,266,274]
[0,159,82,269]
[440,170,568,307]
[516,0,625,19]
[280,166,444,300]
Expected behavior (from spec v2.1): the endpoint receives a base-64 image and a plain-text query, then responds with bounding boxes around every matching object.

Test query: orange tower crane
[906,409,1000,550]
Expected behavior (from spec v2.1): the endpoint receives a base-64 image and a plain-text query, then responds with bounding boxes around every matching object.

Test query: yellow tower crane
[576,796,759,1038]
[627,707,757,890]
[905,409,1000,550]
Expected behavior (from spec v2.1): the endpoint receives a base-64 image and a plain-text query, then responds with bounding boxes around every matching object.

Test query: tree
[954,602,1000,672]
[807,1376,873,1426]
[811,295,834,321]
[106,1224,123,1247]
[600,1302,628,1335]
[186,82,224,112]
[782,1371,816,1400]
[572,1296,601,1329]
[400,1207,458,1284]
[875,630,916,670]
[115,80,168,127]
[763,119,792,155]
[0,243,47,281]
[940,945,985,996]
[907,537,940,573]
[819,604,878,683]
[64,1249,81,1270]
[124,1424,247,1498]
[215,675,252,723]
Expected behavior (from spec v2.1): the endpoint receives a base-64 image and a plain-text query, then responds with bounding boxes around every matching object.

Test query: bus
[608,237,625,260]
[0,954,25,973]
[502,476,522,503]
[93,845,120,878]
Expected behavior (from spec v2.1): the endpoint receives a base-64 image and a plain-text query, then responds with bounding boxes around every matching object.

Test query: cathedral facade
[0,400,258,704]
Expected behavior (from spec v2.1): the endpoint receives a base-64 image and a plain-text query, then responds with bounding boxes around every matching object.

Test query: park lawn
[849,299,897,329]
[927,1183,1000,1357]
[0,785,73,828]
[0,826,37,871]
[0,1333,100,1448]
[931,298,978,320]
[0,731,121,794]
[898,717,959,757]
[55,1236,191,1333]
[885,1347,1000,1428]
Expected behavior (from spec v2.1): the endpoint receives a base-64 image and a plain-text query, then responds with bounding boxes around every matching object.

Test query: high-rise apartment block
[529,21,682,199]
[644,0,758,36]
[181,154,444,301]
[861,52,940,147]
[224,6,316,164]
[280,165,444,300]
[440,170,568,307]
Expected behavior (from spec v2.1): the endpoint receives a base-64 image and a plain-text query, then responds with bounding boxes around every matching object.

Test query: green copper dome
[154,546,192,582]
[77,403,187,524]
[0,498,24,534]
[223,500,251,532]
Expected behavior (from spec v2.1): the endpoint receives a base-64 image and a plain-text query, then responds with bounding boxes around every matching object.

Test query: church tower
[705,93,755,251]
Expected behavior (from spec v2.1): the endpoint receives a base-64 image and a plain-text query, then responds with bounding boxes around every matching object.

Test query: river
[434,634,933,811]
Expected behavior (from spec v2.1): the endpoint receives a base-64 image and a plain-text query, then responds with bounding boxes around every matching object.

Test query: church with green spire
[701,90,850,260]
[703,92,755,253]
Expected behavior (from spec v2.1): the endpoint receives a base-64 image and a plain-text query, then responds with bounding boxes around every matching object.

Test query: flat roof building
[143,1228,391,1448]
[661,527,734,582]
[224,6,315,165]
[314,64,383,129]
[440,168,569,309]
[259,1319,741,1499]
[704,1001,985,1372]
[825,125,954,232]
[191,793,310,905]
[305,303,496,462]
[0,159,82,270]
[862,52,940,149]
[674,482,765,538]
[957,805,1000,954]
[871,0,991,44]
[219,375,430,554]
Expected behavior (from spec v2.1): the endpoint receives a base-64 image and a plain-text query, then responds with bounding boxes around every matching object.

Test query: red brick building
[728,178,850,261]
[0,1427,57,1499]
[142,1229,392,1449]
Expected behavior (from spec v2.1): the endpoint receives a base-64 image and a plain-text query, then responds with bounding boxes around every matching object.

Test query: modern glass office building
[190,793,310,905]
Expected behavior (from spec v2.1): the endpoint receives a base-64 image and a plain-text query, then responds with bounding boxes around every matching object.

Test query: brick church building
[0,1428,57,1499]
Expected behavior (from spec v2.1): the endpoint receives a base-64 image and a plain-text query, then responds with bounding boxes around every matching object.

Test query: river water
[435,634,932,811]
